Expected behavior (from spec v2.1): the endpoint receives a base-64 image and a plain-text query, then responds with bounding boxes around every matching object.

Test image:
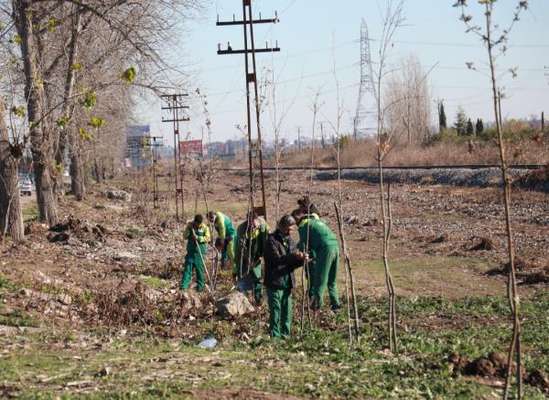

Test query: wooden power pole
[217,0,280,220]
[161,94,189,221]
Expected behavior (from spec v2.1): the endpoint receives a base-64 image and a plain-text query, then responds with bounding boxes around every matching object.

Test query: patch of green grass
[75,289,95,305]
[22,203,39,222]
[0,273,16,291]
[126,226,145,239]
[0,308,37,327]
[3,293,548,399]
[139,275,170,289]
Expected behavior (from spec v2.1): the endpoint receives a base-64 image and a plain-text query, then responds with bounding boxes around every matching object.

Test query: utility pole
[142,136,163,209]
[161,94,189,221]
[542,111,545,132]
[297,126,301,151]
[217,0,280,220]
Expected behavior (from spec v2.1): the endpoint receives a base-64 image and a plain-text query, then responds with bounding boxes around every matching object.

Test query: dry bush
[86,281,216,328]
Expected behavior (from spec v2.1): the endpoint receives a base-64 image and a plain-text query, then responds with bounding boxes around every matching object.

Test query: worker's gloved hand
[295,251,309,262]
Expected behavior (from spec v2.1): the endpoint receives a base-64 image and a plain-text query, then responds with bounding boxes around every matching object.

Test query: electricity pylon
[353,19,374,140]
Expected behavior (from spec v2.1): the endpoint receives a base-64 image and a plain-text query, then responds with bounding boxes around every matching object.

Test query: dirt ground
[0,170,547,398]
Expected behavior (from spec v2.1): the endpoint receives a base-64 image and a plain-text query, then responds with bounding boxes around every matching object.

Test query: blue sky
[139,0,549,146]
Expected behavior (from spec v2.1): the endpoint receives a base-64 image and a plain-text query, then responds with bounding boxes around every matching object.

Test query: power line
[378,38,549,49]
[200,61,546,99]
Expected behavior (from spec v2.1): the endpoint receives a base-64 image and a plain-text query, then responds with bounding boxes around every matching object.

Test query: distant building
[206,141,227,158]
[126,125,151,169]
[225,139,247,159]
[194,138,248,160]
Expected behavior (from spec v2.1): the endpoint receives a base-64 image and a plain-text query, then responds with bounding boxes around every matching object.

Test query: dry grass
[277,137,548,168]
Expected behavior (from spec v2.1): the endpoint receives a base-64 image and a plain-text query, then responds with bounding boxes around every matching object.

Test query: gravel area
[316,167,548,191]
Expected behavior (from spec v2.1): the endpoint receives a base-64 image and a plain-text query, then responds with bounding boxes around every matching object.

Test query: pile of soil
[46,216,108,244]
[486,258,549,285]
[448,352,549,393]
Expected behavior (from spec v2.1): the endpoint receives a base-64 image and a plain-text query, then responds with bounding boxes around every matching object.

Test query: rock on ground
[180,291,202,311]
[216,292,254,318]
[105,189,132,202]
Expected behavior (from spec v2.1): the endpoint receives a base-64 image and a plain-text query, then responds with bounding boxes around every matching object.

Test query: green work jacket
[297,215,339,259]
[214,211,236,240]
[184,223,211,256]
[234,218,269,276]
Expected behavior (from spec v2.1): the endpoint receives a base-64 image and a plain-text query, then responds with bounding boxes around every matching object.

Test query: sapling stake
[334,202,360,340]
[192,233,215,299]
[364,0,404,353]
[300,89,322,337]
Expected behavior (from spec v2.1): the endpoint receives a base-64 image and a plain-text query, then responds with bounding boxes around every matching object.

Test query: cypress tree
[466,119,474,136]
[438,101,447,133]
[454,107,468,136]
[476,118,484,135]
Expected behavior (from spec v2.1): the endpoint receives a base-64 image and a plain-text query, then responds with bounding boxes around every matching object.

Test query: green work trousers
[310,246,340,309]
[267,288,293,338]
[180,254,206,292]
[251,263,263,304]
[222,239,235,267]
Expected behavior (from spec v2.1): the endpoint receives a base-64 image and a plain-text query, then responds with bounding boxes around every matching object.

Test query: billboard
[179,140,203,156]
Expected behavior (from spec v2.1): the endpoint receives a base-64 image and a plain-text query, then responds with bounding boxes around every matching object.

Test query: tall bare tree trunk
[70,148,85,201]
[0,100,24,243]
[54,6,82,196]
[14,0,58,226]
[482,5,522,400]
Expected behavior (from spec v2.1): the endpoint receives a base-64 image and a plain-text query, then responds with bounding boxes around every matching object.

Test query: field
[1,170,548,399]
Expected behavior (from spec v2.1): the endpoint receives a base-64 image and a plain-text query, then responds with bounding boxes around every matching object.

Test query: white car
[18,177,33,196]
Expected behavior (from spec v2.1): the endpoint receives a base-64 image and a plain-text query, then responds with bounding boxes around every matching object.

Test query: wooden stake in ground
[300,90,322,337]
[380,181,397,351]
[192,233,215,299]
[334,202,360,340]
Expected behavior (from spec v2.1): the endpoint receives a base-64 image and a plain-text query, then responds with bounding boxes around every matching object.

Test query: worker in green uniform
[234,211,269,305]
[264,215,308,338]
[207,211,236,269]
[180,214,211,292]
[293,208,341,311]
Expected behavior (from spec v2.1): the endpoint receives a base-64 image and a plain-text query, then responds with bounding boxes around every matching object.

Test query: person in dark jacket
[264,215,308,338]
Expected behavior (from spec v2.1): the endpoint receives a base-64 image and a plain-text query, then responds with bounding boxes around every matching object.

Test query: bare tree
[454,1,529,398]
[366,0,405,353]
[10,0,60,226]
[265,67,302,222]
[2,0,201,225]
[385,55,432,145]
